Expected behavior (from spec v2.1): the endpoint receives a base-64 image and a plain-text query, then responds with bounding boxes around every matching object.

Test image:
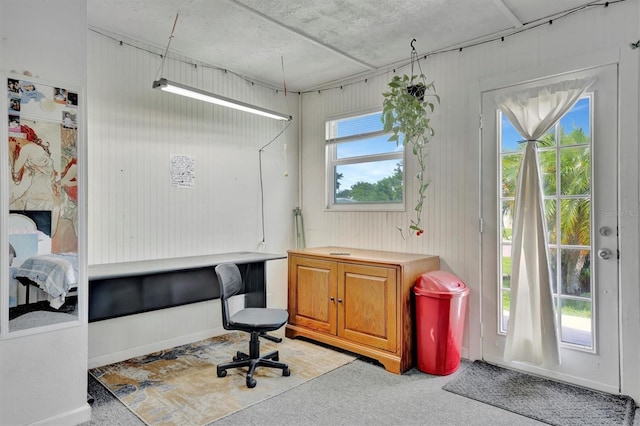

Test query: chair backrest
[215,263,244,330]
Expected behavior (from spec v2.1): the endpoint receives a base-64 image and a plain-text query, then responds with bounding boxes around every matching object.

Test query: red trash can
[414,270,469,375]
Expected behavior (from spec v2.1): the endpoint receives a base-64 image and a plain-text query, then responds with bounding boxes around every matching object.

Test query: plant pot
[407,83,426,101]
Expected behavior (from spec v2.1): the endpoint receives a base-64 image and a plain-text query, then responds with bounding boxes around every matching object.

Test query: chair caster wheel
[283,367,290,377]
[217,369,227,378]
[246,377,257,388]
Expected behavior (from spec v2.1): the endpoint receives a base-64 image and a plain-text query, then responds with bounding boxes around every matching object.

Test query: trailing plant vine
[381,40,439,239]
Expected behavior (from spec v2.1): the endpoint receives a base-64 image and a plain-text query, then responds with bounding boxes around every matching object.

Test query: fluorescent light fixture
[153,78,291,121]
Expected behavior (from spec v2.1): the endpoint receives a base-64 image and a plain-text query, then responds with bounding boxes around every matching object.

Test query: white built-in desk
[88,251,285,322]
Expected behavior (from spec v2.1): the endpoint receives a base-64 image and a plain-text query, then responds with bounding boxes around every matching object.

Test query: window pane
[501,245,512,289]
[560,248,591,297]
[549,248,558,294]
[559,97,590,146]
[327,110,405,209]
[501,153,521,197]
[560,147,590,195]
[496,96,595,351]
[561,298,592,347]
[539,150,556,195]
[560,198,591,246]
[336,134,402,159]
[327,111,384,139]
[538,128,556,147]
[545,199,557,244]
[335,160,403,203]
[501,289,510,333]
[501,202,514,242]
[500,114,521,152]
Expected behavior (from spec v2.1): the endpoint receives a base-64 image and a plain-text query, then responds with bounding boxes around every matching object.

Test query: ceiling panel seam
[226,0,376,71]
[492,0,523,28]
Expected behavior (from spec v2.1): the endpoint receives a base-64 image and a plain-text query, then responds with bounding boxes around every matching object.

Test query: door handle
[598,248,612,260]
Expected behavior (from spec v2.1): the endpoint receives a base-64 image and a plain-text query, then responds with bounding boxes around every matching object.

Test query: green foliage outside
[502,289,591,319]
[501,126,592,319]
[336,163,403,202]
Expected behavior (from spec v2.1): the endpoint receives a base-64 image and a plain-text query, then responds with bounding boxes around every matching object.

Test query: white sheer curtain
[497,78,594,366]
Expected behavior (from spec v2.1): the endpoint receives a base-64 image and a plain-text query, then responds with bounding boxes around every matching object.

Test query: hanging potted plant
[382,39,439,238]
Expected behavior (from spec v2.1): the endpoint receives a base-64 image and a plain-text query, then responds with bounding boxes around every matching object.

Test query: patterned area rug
[443,360,636,426]
[90,332,356,425]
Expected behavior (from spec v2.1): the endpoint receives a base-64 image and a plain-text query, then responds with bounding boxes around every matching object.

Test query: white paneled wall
[301,65,479,292]
[300,1,640,400]
[1,1,91,424]
[87,31,298,364]
[85,2,640,400]
[88,30,298,265]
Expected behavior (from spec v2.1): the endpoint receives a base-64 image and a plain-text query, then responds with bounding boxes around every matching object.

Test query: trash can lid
[414,270,469,298]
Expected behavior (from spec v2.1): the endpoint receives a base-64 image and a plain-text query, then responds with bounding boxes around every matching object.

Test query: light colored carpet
[443,360,636,426]
[89,332,355,425]
[86,357,640,426]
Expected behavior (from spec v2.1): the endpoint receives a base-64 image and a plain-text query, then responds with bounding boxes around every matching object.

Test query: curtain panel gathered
[497,78,594,366]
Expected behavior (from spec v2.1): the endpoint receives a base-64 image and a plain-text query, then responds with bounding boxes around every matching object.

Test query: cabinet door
[289,256,337,334]
[338,263,397,352]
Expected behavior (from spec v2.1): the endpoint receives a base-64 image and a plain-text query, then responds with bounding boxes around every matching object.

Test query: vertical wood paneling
[84,3,640,398]
[87,32,299,265]
[300,2,638,352]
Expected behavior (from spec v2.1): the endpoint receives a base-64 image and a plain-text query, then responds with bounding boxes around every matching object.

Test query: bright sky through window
[501,97,591,152]
[326,111,404,209]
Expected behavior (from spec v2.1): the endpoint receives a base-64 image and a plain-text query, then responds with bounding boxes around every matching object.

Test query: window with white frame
[325,111,404,211]
[498,95,595,349]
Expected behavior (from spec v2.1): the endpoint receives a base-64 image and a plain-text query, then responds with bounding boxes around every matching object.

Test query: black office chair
[214,263,290,388]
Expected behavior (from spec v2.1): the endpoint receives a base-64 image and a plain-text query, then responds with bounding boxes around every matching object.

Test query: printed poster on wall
[170,154,195,188]
[5,75,81,333]
[7,77,79,259]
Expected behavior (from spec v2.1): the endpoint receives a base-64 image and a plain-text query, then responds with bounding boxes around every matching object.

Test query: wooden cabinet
[286,247,439,374]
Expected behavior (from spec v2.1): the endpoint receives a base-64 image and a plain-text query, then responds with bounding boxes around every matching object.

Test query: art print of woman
[53,150,78,253]
[8,124,58,212]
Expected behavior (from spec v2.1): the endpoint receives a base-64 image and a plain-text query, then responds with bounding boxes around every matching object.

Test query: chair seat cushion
[229,308,289,331]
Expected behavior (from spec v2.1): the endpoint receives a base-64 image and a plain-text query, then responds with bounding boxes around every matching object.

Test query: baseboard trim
[88,327,226,368]
[30,404,92,426]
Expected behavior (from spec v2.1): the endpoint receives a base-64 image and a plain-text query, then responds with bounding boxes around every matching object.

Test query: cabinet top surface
[288,246,438,265]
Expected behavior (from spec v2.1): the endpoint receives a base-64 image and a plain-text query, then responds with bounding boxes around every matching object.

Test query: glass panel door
[498,97,594,349]
[481,64,620,394]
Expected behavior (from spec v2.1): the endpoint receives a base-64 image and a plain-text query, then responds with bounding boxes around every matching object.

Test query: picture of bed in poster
[7,78,79,254]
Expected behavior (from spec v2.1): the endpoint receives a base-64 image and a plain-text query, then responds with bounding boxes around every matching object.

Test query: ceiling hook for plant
[410,38,418,80]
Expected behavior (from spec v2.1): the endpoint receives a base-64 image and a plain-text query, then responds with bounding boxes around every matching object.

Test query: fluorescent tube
[153,78,291,121]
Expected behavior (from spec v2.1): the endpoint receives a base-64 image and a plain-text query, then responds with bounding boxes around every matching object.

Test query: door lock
[598,248,612,260]
[599,226,612,236]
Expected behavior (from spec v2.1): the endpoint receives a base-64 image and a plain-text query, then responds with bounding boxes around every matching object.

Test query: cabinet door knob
[338,298,343,303]
[330,297,335,302]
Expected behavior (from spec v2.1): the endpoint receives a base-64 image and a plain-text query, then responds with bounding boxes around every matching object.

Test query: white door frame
[474,48,629,391]
[616,44,640,404]
[481,64,619,392]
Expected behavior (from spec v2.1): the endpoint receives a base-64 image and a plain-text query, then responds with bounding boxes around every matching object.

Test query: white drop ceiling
[88,0,598,91]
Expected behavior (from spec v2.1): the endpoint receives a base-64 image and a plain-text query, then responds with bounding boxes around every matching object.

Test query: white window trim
[324,111,406,212]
